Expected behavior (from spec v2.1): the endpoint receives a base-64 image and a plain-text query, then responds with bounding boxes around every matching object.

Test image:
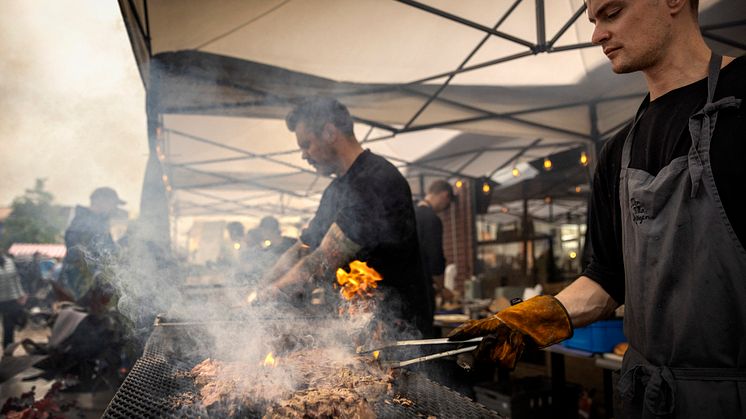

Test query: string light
[512,167,520,177]
[575,185,582,193]
[455,180,463,188]
[580,151,589,166]
[543,158,552,170]
[569,251,577,259]
[482,183,491,193]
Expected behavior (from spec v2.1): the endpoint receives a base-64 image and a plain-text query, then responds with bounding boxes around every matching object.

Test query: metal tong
[357,337,483,368]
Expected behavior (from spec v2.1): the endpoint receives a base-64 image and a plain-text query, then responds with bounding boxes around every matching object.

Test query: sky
[0,1,148,214]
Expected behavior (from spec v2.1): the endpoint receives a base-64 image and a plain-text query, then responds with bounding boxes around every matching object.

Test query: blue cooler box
[562,319,625,353]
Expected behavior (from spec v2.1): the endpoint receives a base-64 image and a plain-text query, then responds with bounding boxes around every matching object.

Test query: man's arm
[261,241,308,285]
[555,275,619,328]
[269,223,361,292]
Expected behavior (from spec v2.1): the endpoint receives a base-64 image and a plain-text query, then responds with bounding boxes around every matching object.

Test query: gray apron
[618,54,746,418]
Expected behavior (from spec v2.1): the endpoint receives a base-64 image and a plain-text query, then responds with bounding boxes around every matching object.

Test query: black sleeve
[581,128,628,305]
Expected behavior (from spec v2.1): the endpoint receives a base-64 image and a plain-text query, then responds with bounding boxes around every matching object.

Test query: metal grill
[104,325,503,418]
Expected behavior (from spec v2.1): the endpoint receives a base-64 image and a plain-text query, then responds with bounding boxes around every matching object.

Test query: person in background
[260,97,431,335]
[0,248,27,350]
[219,221,245,267]
[257,216,296,257]
[60,187,124,302]
[415,180,454,336]
[240,217,297,283]
[449,1,745,417]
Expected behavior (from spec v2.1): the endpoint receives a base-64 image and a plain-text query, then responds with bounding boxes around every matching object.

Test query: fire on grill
[101,258,500,418]
[188,348,394,418]
[169,261,422,418]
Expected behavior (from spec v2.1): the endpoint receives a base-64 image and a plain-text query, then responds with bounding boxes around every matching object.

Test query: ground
[0,323,117,418]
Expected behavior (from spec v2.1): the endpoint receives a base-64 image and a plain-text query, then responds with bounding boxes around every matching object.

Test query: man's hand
[448,295,573,369]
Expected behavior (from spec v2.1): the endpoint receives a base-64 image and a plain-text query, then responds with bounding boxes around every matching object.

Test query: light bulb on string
[543,158,552,170]
[580,151,589,166]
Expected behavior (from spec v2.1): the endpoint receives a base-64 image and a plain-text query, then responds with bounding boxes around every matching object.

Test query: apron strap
[687,53,743,198]
[620,95,651,170]
[619,346,746,417]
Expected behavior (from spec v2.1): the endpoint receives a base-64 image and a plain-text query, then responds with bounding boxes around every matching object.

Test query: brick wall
[440,180,476,294]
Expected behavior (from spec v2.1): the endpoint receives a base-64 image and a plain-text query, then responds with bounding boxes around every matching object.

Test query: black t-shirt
[415,203,446,279]
[583,56,746,304]
[415,203,444,319]
[301,150,430,327]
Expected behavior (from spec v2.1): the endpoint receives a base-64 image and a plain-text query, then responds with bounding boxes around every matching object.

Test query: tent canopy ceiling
[119,0,746,218]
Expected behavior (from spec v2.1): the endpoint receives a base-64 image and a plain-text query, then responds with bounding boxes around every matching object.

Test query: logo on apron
[630,198,650,224]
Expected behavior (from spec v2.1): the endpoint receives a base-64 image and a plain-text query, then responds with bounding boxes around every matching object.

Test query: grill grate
[104,325,502,418]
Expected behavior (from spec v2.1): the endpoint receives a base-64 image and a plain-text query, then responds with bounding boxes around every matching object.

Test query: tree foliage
[0,179,67,248]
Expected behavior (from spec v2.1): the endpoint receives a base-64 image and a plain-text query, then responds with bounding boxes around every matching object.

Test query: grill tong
[357,337,483,368]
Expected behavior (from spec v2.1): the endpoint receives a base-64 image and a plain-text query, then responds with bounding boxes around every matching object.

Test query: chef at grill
[259,96,432,336]
[448,0,746,417]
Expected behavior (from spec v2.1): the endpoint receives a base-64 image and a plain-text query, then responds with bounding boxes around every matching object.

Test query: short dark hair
[226,221,244,237]
[428,180,454,200]
[285,97,355,137]
[259,216,280,232]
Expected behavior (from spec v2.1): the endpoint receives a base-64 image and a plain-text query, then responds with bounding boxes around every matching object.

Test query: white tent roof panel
[118,0,745,218]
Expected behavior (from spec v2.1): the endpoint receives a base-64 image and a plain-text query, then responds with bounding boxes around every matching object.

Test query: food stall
[109,0,746,417]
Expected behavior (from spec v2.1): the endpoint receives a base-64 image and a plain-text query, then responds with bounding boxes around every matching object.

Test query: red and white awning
[8,243,67,259]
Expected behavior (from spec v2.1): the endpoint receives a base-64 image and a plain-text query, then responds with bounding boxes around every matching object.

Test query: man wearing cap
[60,187,125,302]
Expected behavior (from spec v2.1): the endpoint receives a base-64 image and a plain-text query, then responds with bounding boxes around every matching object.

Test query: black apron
[618,54,746,418]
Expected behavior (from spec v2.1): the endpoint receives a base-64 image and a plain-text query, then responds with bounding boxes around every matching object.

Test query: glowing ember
[246,291,257,304]
[336,261,383,301]
[263,352,277,367]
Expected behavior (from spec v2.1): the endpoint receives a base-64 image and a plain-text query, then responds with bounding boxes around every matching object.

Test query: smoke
[102,218,410,390]
[0,0,147,209]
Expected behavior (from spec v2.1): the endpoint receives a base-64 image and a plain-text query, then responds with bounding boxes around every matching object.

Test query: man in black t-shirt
[415,179,454,332]
[448,1,746,417]
[261,97,431,336]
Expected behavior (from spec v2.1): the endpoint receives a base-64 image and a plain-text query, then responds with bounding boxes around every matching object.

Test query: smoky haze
[0,0,147,211]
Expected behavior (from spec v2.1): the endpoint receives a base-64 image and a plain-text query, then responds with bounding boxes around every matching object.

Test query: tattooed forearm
[271,223,361,291]
[261,241,307,285]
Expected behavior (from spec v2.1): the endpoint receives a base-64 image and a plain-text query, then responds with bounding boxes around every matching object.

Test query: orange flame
[336,261,383,301]
[263,352,277,367]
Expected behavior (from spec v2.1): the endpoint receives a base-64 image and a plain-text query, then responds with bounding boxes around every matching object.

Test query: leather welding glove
[447,295,573,369]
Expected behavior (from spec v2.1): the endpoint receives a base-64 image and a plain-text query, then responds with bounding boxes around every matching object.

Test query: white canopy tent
[117,0,746,243]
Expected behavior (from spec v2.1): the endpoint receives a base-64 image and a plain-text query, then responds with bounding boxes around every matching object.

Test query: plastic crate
[562,319,625,353]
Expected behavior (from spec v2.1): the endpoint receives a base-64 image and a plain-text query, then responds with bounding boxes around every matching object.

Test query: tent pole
[138,92,171,251]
